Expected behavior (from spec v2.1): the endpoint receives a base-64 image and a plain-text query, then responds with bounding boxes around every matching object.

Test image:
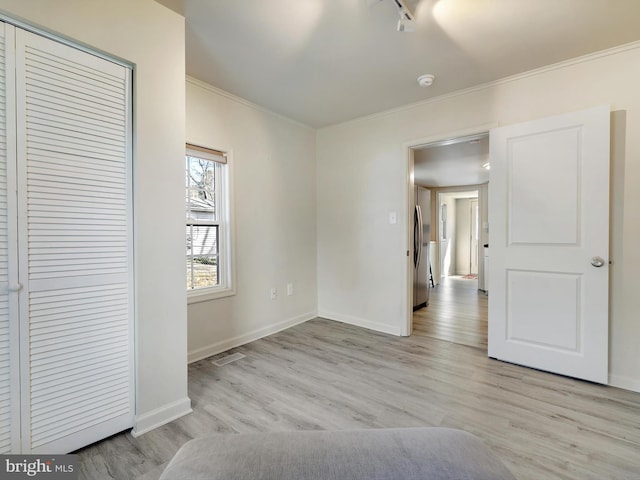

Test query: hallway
[413,276,487,349]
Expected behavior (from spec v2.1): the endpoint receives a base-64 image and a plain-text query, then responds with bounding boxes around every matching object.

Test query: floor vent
[212,352,246,366]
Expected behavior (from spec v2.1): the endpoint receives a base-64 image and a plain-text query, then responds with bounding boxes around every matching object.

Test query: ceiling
[413,134,489,187]
[155,0,640,128]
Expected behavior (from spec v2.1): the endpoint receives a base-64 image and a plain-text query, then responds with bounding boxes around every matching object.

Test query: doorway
[437,189,479,283]
[407,132,489,349]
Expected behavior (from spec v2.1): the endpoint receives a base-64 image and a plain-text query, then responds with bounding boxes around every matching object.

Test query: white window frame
[186,145,235,303]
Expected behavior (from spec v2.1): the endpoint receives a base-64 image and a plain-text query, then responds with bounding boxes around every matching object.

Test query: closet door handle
[8,283,23,292]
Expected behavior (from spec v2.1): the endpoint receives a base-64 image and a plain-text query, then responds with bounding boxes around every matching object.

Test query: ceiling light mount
[417,74,435,87]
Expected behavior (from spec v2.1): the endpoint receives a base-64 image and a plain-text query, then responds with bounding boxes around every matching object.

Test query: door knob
[591,256,605,267]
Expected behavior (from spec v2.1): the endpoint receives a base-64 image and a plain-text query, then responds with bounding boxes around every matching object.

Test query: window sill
[187,286,236,304]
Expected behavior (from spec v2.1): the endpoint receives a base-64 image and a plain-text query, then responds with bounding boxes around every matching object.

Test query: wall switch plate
[270,287,277,300]
[389,212,397,224]
[287,283,293,296]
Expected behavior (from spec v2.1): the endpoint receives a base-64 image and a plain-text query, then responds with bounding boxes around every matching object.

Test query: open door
[488,106,610,384]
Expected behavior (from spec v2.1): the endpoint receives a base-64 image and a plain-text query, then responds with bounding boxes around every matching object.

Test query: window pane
[186,224,219,289]
[186,155,216,222]
[189,224,218,256]
[186,256,218,289]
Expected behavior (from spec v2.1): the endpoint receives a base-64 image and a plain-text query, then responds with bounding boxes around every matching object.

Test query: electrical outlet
[270,287,277,300]
[287,283,293,296]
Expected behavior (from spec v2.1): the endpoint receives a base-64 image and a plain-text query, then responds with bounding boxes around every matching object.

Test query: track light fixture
[393,0,415,32]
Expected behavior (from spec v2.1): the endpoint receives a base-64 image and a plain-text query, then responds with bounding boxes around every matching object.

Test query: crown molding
[323,40,640,130]
[186,76,314,131]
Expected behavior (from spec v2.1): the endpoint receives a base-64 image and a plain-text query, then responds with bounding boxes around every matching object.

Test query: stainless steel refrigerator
[413,186,431,310]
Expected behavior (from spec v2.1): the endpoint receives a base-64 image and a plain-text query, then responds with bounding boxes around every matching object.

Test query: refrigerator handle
[413,206,419,268]
[413,205,419,268]
[419,205,424,269]
[415,205,423,269]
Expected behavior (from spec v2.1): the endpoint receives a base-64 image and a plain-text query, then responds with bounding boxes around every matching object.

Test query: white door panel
[489,105,609,384]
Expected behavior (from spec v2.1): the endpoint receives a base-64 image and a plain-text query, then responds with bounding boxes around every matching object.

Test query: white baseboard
[187,311,317,363]
[318,310,402,336]
[609,373,640,393]
[132,397,193,437]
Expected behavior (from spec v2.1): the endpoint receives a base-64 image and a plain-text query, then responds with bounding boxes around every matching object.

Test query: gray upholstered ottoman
[159,427,515,480]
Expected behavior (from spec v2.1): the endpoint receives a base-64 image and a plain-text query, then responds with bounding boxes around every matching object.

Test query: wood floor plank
[76,280,640,479]
[413,276,488,349]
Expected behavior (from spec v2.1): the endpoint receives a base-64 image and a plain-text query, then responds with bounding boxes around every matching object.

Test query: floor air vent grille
[212,352,246,366]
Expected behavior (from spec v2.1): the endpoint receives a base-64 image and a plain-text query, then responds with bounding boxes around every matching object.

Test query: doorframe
[402,123,497,336]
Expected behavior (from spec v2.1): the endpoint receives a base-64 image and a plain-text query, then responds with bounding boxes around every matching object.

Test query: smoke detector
[417,74,435,87]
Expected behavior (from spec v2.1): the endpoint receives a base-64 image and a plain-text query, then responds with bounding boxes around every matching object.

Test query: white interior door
[15,29,133,454]
[488,105,610,384]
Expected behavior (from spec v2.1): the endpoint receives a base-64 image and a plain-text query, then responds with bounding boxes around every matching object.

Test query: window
[186,144,233,300]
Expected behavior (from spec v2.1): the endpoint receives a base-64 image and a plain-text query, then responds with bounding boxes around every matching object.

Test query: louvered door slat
[16,29,132,454]
[24,63,125,101]
[27,113,126,143]
[26,150,126,173]
[27,103,125,133]
[29,178,128,196]
[24,46,124,88]
[30,161,124,184]
[29,160,127,181]
[31,399,130,449]
[30,357,128,384]
[31,312,128,335]
[30,311,128,332]
[29,138,125,161]
[25,122,127,149]
[27,198,127,212]
[24,62,126,97]
[26,76,126,113]
[30,345,129,376]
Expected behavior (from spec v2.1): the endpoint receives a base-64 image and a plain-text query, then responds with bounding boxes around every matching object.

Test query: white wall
[185,78,317,362]
[317,43,640,391]
[0,0,191,433]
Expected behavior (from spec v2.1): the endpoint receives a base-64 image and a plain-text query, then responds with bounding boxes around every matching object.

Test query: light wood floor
[78,312,640,479]
[413,275,488,349]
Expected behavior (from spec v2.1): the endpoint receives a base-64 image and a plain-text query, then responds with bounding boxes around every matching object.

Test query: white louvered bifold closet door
[15,29,133,454]
[0,21,20,455]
